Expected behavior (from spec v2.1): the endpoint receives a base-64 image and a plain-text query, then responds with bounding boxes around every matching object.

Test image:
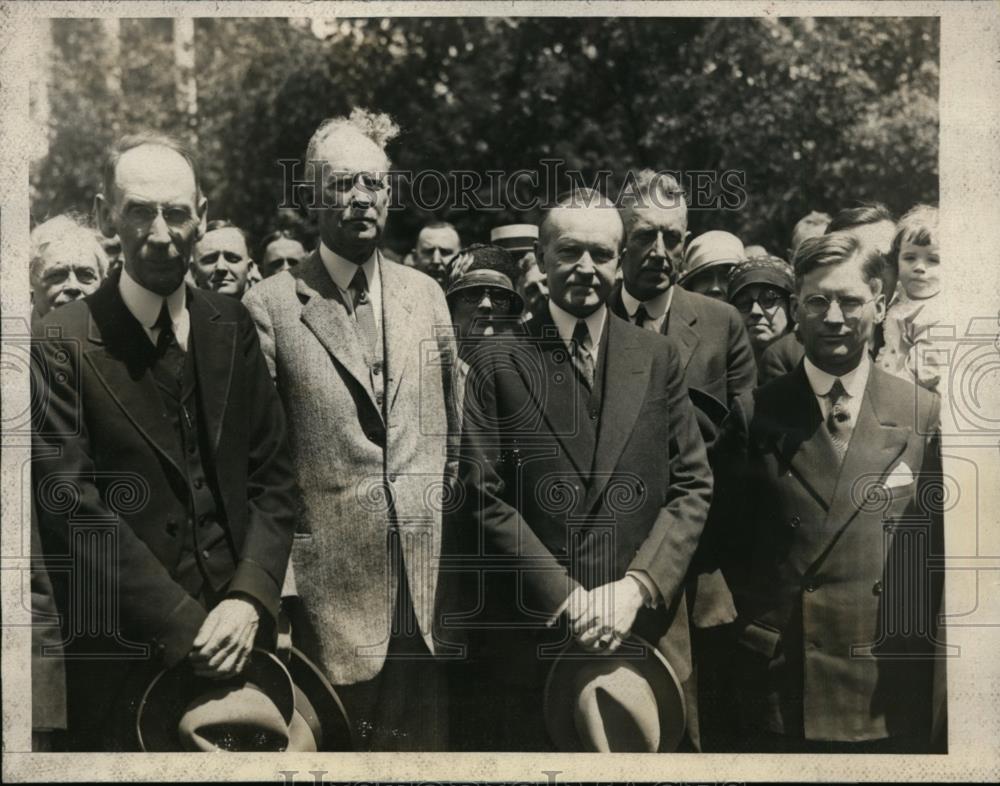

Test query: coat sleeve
[726,304,758,400]
[628,340,713,607]
[457,344,582,614]
[241,285,278,381]
[225,303,298,624]
[31,329,206,668]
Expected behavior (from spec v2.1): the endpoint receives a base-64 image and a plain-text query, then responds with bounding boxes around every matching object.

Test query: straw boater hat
[543,635,686,752]
[490,223,539,255]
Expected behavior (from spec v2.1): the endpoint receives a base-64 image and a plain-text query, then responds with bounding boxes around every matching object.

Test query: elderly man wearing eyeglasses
[242,108,461,751]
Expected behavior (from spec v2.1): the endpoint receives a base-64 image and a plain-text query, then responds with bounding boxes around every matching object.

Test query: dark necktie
[825,379,853,460]
[572,320,595,390]
[153,301,185,382]
[349,267,379,360]
[634,304,652,330]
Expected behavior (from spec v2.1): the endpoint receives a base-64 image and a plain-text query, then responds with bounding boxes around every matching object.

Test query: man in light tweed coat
[243,109,460,750]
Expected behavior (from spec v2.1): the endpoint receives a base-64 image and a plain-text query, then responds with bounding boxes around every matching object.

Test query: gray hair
[304,107,400,178]
[30,214,109,287]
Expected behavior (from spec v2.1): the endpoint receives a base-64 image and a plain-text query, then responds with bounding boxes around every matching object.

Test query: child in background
[876,205,944,391]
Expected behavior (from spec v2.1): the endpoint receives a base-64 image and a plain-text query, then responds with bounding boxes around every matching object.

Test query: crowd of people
[29,108,946,756]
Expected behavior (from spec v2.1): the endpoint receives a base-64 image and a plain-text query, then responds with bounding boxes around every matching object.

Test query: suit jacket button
[589,411,598,420]
[388,473,397,483]
[804,580,818,593]
[202,549,211,560]
[872,580,883,595]
[789,514,801,528]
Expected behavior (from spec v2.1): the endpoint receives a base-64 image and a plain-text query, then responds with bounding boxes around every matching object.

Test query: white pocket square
[883,462,914,489]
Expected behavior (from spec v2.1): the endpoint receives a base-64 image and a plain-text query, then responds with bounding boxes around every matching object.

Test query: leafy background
[31,16,939,258]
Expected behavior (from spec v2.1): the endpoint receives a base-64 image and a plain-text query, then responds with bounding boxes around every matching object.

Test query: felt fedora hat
[284,646,353,752]
[543,635,686,752]
[137,649,295,752]
[136,648,353,752]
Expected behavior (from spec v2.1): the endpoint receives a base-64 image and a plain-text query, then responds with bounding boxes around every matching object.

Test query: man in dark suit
[760,204,896,383]
[32,133,297,750]
[609,171,756,450]
[457,190,712,750]
[718,232,945,752]
[607,170,755,749]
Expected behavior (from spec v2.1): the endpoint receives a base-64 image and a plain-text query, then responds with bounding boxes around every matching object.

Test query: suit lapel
[187,289,236,455]
[511,311,596,480]
[379,256,416,414]
[585,317,650,512]
[83,278,185,476]
[295,252,381,417]
[774,364,838,509]
[665,288,699,374]
[824,371,911,526]
[793,368,911,571]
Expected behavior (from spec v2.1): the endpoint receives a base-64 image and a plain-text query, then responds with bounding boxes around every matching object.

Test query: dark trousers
[743,731,929,754]
[331,566,448,752]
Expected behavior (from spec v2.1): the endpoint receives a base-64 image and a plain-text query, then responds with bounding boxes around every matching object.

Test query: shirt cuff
[626,570,661,609]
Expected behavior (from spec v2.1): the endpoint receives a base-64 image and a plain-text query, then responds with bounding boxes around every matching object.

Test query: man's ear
[874,291,887,324]
[94,193,117,238]
[790,293,801,324]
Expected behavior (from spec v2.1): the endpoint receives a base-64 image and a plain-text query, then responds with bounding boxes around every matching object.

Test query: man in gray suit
[243,109,460,751]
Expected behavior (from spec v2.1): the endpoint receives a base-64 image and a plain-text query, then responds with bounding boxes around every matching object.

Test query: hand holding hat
[188,595,262,680]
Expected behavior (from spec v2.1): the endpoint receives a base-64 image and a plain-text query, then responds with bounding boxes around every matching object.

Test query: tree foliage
[32,16,938,257]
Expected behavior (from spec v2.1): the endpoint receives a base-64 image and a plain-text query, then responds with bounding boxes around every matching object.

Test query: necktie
[825,379,853,460]
[152,301,185,393]
[572,320,595,390]
[634,304,653,330]
[349,267,379,360]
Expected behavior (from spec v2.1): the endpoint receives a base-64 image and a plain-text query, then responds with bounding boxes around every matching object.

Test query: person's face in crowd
[451,286,516,340]
[795,254,885,376]
[97,144,207,296]
[683,264,734,301]
[540,206,622,318]
[261,236,307,277]
[101,235,124,271]
[518,253,549,314]
[192,227,252,298]
[312,128,391,263]
[621,204,687,301]
[732,284,791,353]
[32,242,103,317]
[897,237,940,300]
[414,226,460,286]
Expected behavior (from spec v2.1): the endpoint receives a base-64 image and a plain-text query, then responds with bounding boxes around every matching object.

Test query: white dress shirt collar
[804,354,871,418]
[621,284,674,323]
[548,300,606,361]
[319,242,382,335]
[119,266,189,350]
[319,241,378,292]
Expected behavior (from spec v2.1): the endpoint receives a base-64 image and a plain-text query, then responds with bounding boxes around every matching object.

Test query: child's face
[898,238,940,299]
